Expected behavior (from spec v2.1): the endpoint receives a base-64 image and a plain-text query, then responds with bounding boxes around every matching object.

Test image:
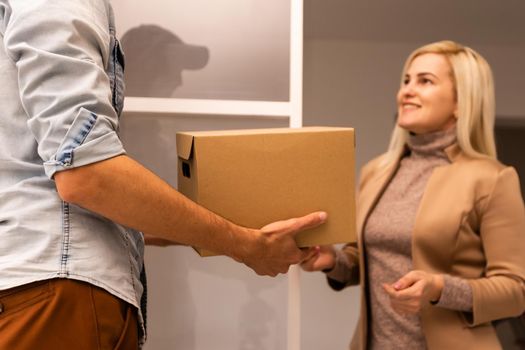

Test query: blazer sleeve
[467,166,525,326]
[325,243,360,290]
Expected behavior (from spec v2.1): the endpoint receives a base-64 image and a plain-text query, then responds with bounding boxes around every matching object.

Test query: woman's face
[396,53,457,134]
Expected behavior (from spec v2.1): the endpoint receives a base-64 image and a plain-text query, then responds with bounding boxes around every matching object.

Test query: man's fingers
[291,211,327,234]
[262,211,327,235]
[299,246,319,262]
[253,212,327,277]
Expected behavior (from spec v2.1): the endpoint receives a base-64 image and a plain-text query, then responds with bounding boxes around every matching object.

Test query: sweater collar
[406,126,457,160]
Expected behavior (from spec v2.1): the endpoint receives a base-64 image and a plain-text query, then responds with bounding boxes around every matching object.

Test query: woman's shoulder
[450,155,522,200]
[453,154,512,178]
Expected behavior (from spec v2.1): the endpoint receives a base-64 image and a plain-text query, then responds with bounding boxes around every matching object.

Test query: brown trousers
[0,279,138,350]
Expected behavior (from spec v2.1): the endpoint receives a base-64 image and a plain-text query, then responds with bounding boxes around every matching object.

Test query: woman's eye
[420,78,433,85]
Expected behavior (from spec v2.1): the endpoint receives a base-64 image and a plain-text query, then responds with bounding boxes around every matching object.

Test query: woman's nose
[400,82,416,96]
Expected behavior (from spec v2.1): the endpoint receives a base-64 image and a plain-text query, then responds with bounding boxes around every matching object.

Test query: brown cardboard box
[176,127,356,256]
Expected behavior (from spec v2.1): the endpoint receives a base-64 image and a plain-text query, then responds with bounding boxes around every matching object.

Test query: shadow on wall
[238,283,281,350]
[120,24,210,97]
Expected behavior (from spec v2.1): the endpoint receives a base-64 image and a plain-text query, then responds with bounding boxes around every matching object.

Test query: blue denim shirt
[0,0,145,344]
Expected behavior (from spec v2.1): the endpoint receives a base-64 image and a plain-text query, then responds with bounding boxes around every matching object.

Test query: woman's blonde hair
[384,40,497,165]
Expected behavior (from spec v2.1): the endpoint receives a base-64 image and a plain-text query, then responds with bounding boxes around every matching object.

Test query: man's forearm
[54,155,251,260]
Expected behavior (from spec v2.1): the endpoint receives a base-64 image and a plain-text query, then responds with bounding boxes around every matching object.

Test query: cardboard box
[176,127,356,256]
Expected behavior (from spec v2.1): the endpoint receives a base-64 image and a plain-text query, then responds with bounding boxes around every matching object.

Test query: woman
[301,40,525,349]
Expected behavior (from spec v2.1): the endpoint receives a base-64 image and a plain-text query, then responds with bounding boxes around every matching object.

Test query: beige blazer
[340,144,525,350]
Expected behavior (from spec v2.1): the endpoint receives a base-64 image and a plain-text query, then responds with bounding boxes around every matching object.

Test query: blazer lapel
[356,160,399,238]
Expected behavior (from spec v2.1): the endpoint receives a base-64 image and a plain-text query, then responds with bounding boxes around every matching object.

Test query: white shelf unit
[124,97,292,118]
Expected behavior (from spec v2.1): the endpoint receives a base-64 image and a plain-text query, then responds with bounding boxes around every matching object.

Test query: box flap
[177,126,350,138]
[176,132,195,160]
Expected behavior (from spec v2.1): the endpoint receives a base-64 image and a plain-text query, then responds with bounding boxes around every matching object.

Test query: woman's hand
[382,270,444,315]
[300,245,336,272]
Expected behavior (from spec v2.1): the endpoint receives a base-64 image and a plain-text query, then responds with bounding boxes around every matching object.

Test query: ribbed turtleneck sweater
[361,127,473,349]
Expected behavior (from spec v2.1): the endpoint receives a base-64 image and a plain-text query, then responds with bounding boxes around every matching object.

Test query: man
[0,1,325,349]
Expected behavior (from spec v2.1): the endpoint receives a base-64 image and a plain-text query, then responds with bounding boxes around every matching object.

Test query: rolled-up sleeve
[1,0,125,178]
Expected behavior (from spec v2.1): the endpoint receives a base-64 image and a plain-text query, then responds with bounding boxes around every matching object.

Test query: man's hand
[238,212,327,277]
[383,270,444,315]
[300,245,336,272]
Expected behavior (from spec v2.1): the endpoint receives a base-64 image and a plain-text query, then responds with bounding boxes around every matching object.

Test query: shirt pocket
[108,34,125,117]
